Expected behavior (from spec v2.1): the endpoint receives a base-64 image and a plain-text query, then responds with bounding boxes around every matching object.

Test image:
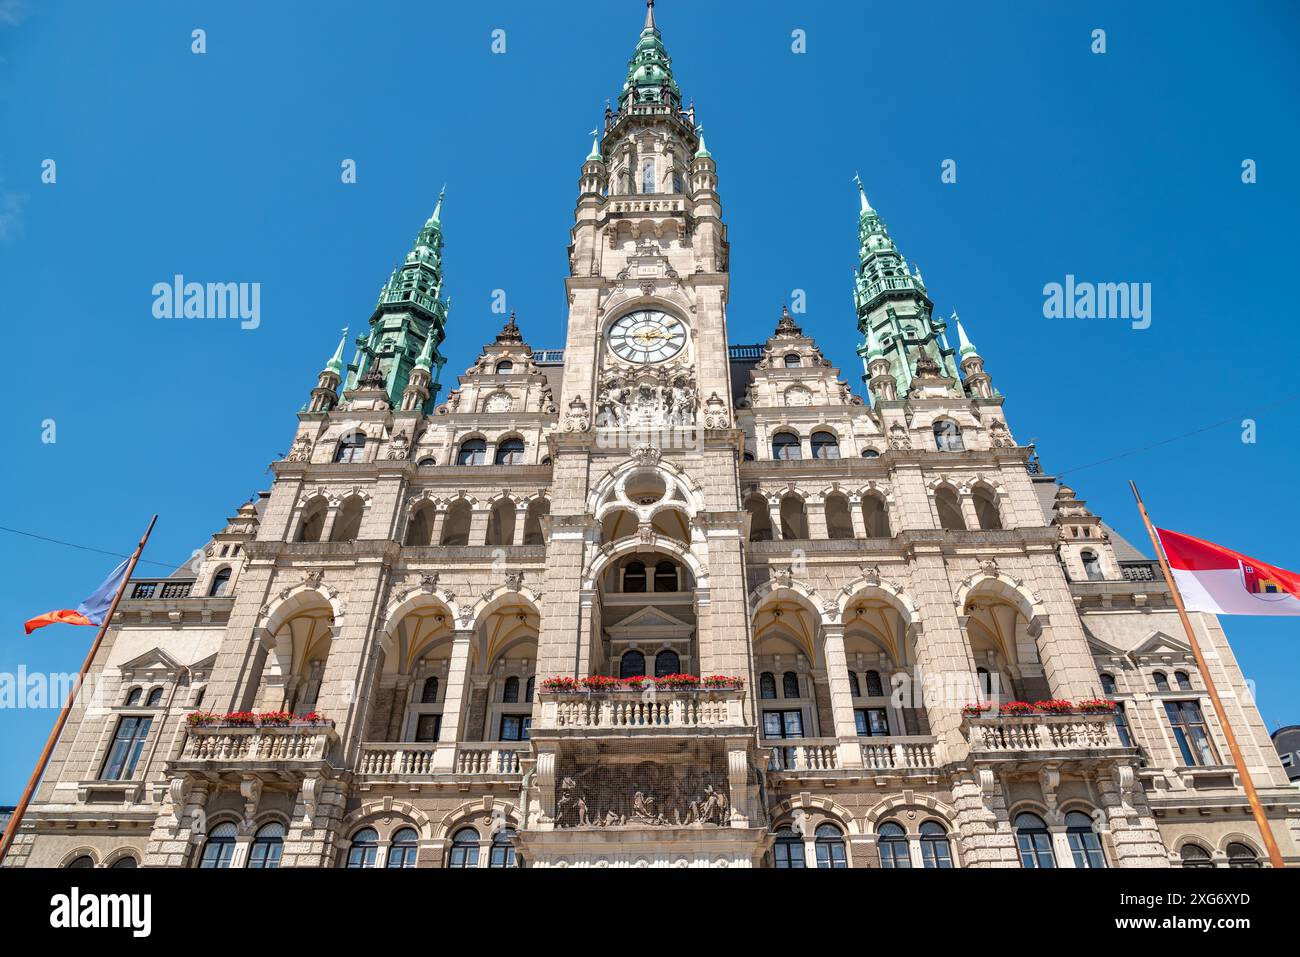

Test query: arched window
[623,560,647,593]
[146,687,164,707]
[933,420,964,452]
[495,360,514,374]
[771,431,801,460]
[334,432,366,463]
[1226,842,1260,868]
[773,827,805,868]
[825,494,853,539]
[814,823,848,868]
[746,494,773,542]
[1174,670,1192,691]
[759,672,777,699]
[489,828,517,868]
[346,827,379,868]
[1099,673,1117,695]
[742,451,755,462]
[448,827,480,868]
[862,494,890,537]
[495,438,525,465]
[417,457,437,467]
[526,676,535,701]
[935,486,966,531]
[502,676,520,703]
[66,855,95,869]
[441,500,472,546]
[296,500,326,542]
[653,560,678,592]
[1014,812,1055,868]
[421,676,439,704]
[654,650,680,678]
[1081,550,1103,580]
[524,498,549,545]
[405,504,434,546]
[248,822,285,869]
[1152,671,1170,692]
[110,855,138,869]
[811,431,840,460]
[861,448,880,458]
[485,498,516,547]
[920,821,953,868]
[972,486,1002,530]
[848,672,861,697]
[1180,843,1214,868]
[1065,811,1106,868]
[779,495,808,540]
[199,822,237,869]
[620,651,646,679]
[387,827,419,869]
[783,353,801,368]
[877,821,911,869]
[456,438,487,466]
[864,670,885,697]
[782,672,800,699]
[124,687,142,706]
[330,496,364,542]
[209,567,232,597]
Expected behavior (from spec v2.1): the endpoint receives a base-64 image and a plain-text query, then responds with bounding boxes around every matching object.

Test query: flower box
[701,675,746,690]
[538,674,744,693]
[997,701,1037,716]
[1076,698,1118,713]
[1033,699,1075,715]
[186,710,332,728]
[962,702,994,718]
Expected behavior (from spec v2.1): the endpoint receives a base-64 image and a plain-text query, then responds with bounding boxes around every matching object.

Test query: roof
[1030,474,1150,560]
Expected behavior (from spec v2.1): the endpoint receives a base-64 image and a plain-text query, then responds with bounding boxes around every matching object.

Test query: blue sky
[0,0,1298,801]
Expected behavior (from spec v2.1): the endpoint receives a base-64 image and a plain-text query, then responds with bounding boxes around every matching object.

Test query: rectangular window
[414,714,441,742]
[499,715,531,741]
[762,710,804,739]
[101,716,152,781]
[1165,700,1218,766]
[854,707,890,737]
[1113,703,1133,748]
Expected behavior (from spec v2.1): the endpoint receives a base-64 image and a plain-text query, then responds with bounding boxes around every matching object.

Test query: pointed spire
[864,322,885,360]
[430,185,445,225]
[414,329,435,370]
[694,125,711,159]
[621,0,679,107]
[324,326,348,375]
[587,129,602,161]
[645,0,657,32]
[853,172,873,214]
[955,311,978,356]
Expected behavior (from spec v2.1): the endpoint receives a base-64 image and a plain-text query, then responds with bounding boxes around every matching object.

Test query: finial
[431,185,446,223]
[694,124,711,159]
[645,0,656,32]
[955,311,978,357]
[853,172,872,213]
[325,326,349,375]
[587,128,601,161]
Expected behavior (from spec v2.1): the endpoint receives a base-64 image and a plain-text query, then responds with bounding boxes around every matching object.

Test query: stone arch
[837,575,922,629]
[583,535,707,591]
[379,592,461,668]
[101,846,144,868]
[433,798,522,841]
[460,585,543,634]
[586,452,705,518]
[259,583,345,634]
[339,798,435,842]
[953,568,1046,625]
[863,792,958,830]
[750,578,835,626]
[58,846,100,868]
[767,794,861,835]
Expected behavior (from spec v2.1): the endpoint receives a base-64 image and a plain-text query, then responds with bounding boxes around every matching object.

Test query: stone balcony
[766,735,942,781]
[170,724,338,780]
[963,712,1130,769]
[537,688,748,738]
[355,742,529,787]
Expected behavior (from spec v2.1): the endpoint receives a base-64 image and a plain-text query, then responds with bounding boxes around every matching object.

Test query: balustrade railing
[356,742,527,778]
[179,725,334,764]
[767,738,840,772]
[548,689,745,731]
[965,713,1119,755]
[860,736,940,770]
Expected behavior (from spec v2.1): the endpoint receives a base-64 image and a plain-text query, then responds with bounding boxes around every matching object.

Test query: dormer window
[642,161,656,194]
[495,360,514,374]
[783,353,801,368]
[334,432,366,463]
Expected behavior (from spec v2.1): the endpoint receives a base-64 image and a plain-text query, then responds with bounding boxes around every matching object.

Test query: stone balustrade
[543,688,745,733]
[860,736,941,770]
[356,742,528,780]
[964,712,1121,758]
[767,736,941,774]
[767,738,840,772]
[176,724,336,769]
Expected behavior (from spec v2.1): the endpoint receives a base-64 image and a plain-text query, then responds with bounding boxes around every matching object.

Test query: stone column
[806,499,829,540]
[468,508,490,546]
[432,630,474,771]
[848,498,867,539]
[512,505,529,546]
[822,624,865,769]
[767,503,784,540]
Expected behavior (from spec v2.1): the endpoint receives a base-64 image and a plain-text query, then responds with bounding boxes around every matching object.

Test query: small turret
[955,312,994,399]
[308,327,349,413]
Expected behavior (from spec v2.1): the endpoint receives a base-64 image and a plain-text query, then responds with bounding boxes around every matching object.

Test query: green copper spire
[863,321,885,361]
[587,129,602,161]
[694,125,711,159]
[413,324,435,371]
[353,188,452,410]
[324,326,348,376]
[955,311,978,357]
[621,0,681,108]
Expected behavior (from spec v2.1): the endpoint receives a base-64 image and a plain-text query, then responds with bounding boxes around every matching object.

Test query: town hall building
[6,1,1295,869]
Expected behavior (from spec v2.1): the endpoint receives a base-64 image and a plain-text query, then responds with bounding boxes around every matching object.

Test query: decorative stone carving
[553,760,731,829]
[386,429,411,460]
[989,419,1015,448]
[564,394,591,432]
[703,391,730,430]
[595,366,697,428]
[286,434,313,462]
[887,423,912,450]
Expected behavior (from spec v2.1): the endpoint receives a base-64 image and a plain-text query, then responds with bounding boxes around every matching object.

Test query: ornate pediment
[606,605,694,640]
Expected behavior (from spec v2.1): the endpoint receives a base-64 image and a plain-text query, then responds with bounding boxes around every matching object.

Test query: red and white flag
[1157,528,1300,616]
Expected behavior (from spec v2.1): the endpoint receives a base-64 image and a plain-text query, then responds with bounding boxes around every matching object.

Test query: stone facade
[7,3,1297,870]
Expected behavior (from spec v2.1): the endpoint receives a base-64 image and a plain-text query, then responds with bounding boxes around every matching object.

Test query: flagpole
[1129,482,1286,869]
[0,515,157,867]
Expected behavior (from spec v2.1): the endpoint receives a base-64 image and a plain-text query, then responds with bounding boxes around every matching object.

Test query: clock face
[607,310,686,364]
